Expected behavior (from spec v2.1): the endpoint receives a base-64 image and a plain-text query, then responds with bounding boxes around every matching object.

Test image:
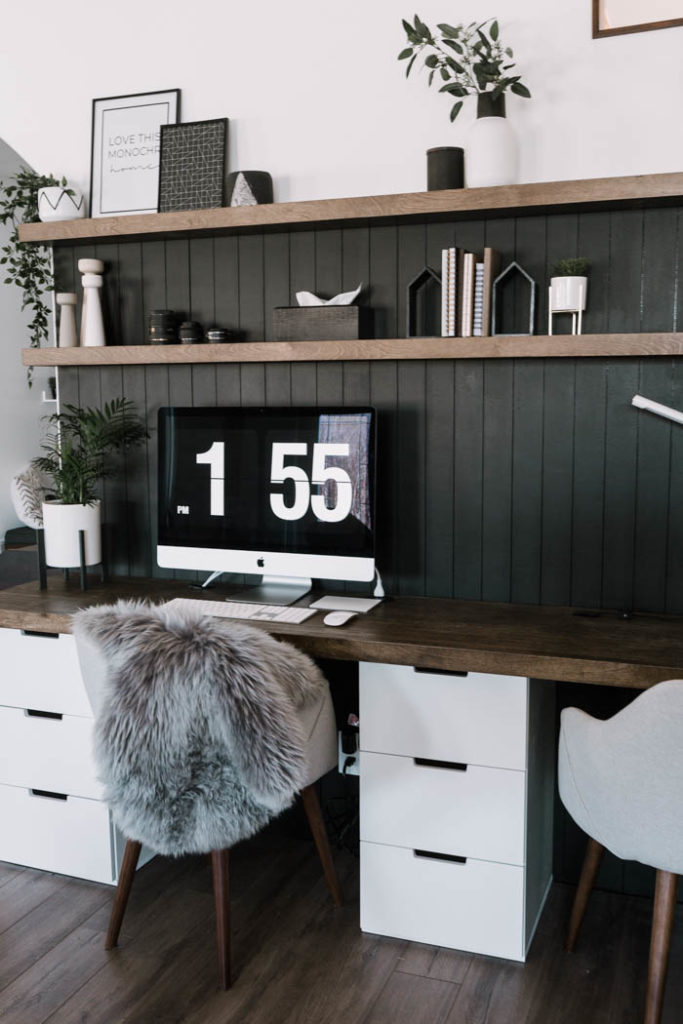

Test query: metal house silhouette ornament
[490,260,536,336]
[406,266,442,338]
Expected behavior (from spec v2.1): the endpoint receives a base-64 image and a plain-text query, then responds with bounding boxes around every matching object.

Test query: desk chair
[72,599,342,989]
[558,680,683,1024]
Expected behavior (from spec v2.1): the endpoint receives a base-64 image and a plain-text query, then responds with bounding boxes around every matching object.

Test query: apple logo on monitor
[257,557,265,568]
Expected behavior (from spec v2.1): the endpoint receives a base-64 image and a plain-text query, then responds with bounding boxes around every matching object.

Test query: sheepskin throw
[72,599,328,856]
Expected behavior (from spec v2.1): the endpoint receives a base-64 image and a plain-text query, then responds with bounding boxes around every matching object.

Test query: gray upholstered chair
[558,680,683,1024]
[72,599,342,989]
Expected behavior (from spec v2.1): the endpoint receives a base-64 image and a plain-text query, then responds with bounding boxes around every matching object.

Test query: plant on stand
[32,398,147,569]
[0,168,71,384]
[399,16,531,187]
[548,258,591,336]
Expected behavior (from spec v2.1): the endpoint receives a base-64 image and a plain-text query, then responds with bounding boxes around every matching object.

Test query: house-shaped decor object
[491,260,536,336]
[406,266,442,337]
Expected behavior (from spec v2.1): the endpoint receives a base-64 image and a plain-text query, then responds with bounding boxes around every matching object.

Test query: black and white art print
[89,89,180,218]
[158,118,228,213]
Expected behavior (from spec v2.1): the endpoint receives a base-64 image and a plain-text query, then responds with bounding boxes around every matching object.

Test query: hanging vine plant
[0,167,70,385]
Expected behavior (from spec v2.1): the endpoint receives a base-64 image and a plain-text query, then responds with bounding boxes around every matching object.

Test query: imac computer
[157,406,376,602]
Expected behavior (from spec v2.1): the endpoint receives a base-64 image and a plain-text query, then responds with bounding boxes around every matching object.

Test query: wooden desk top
[0,577,681,688]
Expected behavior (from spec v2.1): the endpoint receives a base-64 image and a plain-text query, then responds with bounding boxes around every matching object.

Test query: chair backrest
[558,679,683,873]
[72,599,329,857]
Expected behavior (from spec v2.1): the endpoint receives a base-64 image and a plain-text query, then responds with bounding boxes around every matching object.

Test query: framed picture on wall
[593,0,683,37]
[158,118,229,213]
[89,89,181,218]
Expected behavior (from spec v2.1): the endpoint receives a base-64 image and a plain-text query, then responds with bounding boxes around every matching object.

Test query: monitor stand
[199,571,312,606]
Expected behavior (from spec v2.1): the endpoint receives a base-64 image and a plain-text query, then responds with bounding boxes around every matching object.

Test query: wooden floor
[1,825,682,1024]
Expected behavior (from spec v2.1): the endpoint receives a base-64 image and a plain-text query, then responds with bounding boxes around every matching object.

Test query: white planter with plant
[399,15,531,188]
[548,258,590,335]
[32,399,147,569]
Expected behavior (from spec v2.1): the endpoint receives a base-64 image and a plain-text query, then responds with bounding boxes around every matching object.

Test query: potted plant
[399,16,531,188]
[0,167,75,384]
[550,257,590,313]
[32,398,147,569]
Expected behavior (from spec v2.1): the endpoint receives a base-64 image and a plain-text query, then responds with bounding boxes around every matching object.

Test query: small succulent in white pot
[550,257,590,313]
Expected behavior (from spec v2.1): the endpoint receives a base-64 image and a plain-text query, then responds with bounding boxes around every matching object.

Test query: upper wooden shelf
[21,333,683,367]
[18,172,683,246]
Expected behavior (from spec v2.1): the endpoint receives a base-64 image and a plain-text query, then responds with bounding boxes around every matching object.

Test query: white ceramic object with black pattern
[37,186,85,222]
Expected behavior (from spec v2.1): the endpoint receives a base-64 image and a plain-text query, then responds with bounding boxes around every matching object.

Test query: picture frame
[158,118,229,213]
[89,89,180,218]
[592,0,683,37]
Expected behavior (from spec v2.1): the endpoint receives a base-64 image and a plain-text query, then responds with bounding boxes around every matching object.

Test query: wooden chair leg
[211,848,231,990]
[300,783,343,907]
[105,839,142,950]
[644,870,678,1024]
[566,837,605,952]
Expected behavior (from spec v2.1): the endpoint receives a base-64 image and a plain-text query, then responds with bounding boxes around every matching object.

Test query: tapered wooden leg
[566,837,605,952]
[644,870,678,1024]
[211,848,231,990]
[300,783,343,907]
[105,839,142,950]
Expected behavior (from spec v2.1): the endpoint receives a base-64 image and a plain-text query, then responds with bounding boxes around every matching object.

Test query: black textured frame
[158,118,229,213]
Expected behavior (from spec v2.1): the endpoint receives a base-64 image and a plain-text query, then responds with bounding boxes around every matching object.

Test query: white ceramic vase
[42,500,101,567]
[466,94,517,189]
[37,186,85,222]
[550,276,588,312]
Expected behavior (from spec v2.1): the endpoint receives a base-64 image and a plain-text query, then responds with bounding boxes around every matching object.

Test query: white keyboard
[166,598,318,624]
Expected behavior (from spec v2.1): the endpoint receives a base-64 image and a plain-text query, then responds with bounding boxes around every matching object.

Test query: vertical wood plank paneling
[577,212,610,335]
[189,237,217,404]
[453,361,484,600]
[540,361,576,605]
[141,241,168,322]
[291,362,317,406]
[315,228,342,299]
[633,358,675,611]
[99,365,128,576]
[264,233,291,399]
[640,209,678,332]
[164,239,189,322]
[370,361,398,596]
[607,210,644,334]
[117,243,144,348]
[369,225,398,339]
[341,226,370,295]
[214,235,240,403]
[571,360,608,608]
[510,358,544,604]
[289,230,316,304]
[601,360,640,610]
[144,366,171,578]
[121,360,149,576]
[238,233,265,342]
[665,360,683,611]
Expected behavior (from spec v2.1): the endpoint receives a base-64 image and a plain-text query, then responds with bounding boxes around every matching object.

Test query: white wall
[0,141,51,546]
[1,0,681,203]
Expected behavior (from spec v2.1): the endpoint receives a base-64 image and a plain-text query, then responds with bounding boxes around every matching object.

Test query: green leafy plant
[0,167,71,385]
[399,15,531,122]
[551,257,591,277]
[33,398,147,506]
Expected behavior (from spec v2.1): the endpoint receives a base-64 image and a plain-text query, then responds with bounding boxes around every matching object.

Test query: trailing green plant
[0,167,71,385]
[32,398,147,506]
[551,257,591,277]
[399,15,531,122]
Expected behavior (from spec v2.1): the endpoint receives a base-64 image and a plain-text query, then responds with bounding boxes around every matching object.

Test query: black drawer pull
[30,789,67,801]
[413,667,468,677]
[21,630,59,639]
[414,849,467,864]
[414,757,467,772]
[26,709,63,720]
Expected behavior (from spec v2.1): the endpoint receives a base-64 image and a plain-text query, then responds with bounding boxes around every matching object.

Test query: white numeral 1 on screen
[196,441,225,516]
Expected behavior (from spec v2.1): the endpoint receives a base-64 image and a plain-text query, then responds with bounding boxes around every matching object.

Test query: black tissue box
[273,306,373,342]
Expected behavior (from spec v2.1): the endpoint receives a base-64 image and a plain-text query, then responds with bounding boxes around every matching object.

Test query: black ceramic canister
[426,147,465,191]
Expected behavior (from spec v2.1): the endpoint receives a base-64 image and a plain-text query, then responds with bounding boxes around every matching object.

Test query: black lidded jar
[148,309,178,345]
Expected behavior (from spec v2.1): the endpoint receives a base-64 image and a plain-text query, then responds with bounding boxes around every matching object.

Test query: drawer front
[0,629,91,717]
[360,751,525,865]
[359,662,528,770]
[360,840,525,961]
[0,783,114,884]
[0,706,102,799]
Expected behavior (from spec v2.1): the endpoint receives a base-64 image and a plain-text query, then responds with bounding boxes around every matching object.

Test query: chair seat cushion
[73,600,334,856]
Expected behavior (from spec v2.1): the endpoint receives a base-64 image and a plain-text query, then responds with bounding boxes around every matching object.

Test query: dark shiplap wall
[53,206,683,613]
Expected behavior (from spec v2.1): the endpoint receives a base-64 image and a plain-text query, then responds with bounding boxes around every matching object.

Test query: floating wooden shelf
[18,172,683,246]
[21,333,683,367]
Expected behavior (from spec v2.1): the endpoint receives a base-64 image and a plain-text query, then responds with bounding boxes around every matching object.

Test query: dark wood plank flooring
[1,826,681,1024]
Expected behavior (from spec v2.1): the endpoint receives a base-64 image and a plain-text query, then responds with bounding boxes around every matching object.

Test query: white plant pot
[466,114,517,188]
[550,276,587,312]
[42,500,101,568]
[37,186,85,222]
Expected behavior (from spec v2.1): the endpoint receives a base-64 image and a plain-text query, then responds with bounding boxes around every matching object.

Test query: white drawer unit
[359,661,555,962]
[0,626,153,885]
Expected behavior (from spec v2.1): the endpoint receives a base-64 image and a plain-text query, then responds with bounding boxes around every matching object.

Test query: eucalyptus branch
[399,15,531,122]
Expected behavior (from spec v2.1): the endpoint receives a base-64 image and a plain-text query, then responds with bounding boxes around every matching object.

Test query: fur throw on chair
[72,600,328,856]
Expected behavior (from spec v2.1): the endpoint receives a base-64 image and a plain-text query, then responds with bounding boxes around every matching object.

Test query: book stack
[440,246,500,338]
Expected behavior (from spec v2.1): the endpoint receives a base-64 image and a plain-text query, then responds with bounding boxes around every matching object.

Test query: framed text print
[89,89,180,217]
[593,0,683,37]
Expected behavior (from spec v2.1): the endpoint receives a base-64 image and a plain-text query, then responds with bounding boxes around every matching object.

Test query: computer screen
[157,406,376,585]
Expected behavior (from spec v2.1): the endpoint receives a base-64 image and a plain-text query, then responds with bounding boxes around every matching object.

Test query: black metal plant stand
[36,528,108,591]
